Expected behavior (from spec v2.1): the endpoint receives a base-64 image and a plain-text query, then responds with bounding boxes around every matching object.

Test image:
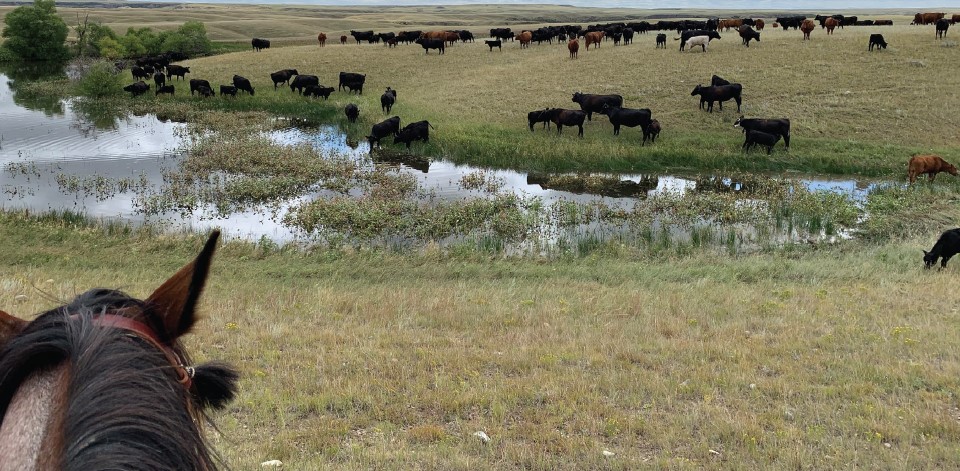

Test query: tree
[1,0,70,61]
[161,21,211,57]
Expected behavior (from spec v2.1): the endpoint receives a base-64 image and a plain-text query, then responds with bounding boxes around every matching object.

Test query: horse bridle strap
[85,314,195,389]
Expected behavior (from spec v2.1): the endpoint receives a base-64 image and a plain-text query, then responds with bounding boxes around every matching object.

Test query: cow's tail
[673,37,681,41]
[427,121,436,130]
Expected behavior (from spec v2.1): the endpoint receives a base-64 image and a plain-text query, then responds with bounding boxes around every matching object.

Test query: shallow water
[0,71,887,245]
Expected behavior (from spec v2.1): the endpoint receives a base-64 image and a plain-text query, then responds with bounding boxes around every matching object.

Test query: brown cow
[908,155,958,183]
[755,19,765,30]
[913,12,945,25]
[568,38,579,58]
[444,31,460,45]
[772,22,779,28]
[516,31,532,48]
[953,14,960,24]
[584,31,604,49]
[317,32,327,47]
[720,19,744,31]
[421,31,447,41]
[340,35,347,45]
[800,19,815,40]
[824,17,839,34]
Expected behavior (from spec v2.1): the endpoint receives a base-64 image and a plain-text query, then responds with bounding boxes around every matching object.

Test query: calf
[548,109,587,137]
[338,72,365,92]
[123,81,150,97]
[738,25,760,47]
[394,120,434,148]
[343,80,364,95]
[252,38,270,51]
[868,34,888,50]
[936,18,949,39]
[742,129,781,154]
[485,39,502,51]
[304,85,334,99]
[685,35,711,52]
[711,75,731,86]
[676,30,721,51]
[155,84,175,96]
[923,228,960,269]
[131,66,149,81]
[908,154,958,183]
[166,65,190,81]
[381,87,397,112]
[340,35,347,45]
[734,116,791,148]
[572,92,624,121]
[599,105,652,136]
[219,85,238,97]
[366,116,402,148]
[527,109,553,131]
[232,75,254,95]
[153,72,166,88]
[195,85,215,98]
[656,33,667,48]
[345,104,359,123]
[415,38,445,54]
[568,39,579,58]
[271,69,298,89]
[290,75,320,94]
[691,83,743,112]
[189,79,213,96]
[643,119,661,146]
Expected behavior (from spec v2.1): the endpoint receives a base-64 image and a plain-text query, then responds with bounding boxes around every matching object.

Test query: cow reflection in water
[694,176,762,194]
[371,152,430,173]
[526,173,659,198]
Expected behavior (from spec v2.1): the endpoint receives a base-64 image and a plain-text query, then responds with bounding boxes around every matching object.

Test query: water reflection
[527,173,658,198]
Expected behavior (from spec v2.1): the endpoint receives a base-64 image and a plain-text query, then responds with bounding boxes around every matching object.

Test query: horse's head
[0,230,237,470]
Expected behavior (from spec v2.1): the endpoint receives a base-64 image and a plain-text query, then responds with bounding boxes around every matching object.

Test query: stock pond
[0,72,891,250]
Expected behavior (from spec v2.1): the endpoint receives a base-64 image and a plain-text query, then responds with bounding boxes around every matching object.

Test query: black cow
[343,80,364,95]
[195,85,215,98]
[189,79,213,96]
[548,109,587,137]
[485,39,502,51]
[936,19,949,39]
[599,105,652,136]
[153,72,166,88]
[738,25,760,47]
[290,75,320,94]
[527,108,553,131]
[367,116,402,148]
[776,16,806,30]
[397,31,423,44]
[123,81,150,97]
[691,83,743,113]
[643,119,661,146]
[490,28,514,41]
[252,38,270,51]
[742,129,781,154]
[394,120,434,148]
[350,30,375,44]
[676,30,721,51]
[377,32,397,44]
[923,228,960,269]
[656,33,667,48]
[711,75,731,86]
[141,65,155,75]
[381,87,397,112]
[622,28,634,45]
[219,85,238,97]
[457,30,475,42]
[232,75,254,95]
[415,38,445,54]
[304,86,334,99]
[271,69,298,89]
[345,104,359,123]
[868,34,888,51]
[571,92,624,121]
[155,85,175,96]
[338,72,365,92]
[734,116,791,148]
[166,65,190,81]
[131,66,150,81]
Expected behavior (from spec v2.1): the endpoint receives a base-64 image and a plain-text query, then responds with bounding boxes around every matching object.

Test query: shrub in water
[76,60,123,98]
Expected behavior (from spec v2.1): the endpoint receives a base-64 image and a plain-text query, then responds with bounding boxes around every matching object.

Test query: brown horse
[0,231,237,470]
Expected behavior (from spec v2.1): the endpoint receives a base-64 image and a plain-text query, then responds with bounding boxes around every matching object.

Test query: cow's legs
[577,124,583,137]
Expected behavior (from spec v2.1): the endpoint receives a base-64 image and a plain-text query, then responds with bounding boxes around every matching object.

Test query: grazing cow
[340,35,347,45]
[415,38,445,54]
[345,104,359,123]
[908,154,958,183]
[685,35,711,52]
[923,228,960,269]
[377,32,397,44]
[131,66,149,81]
[776,16,806,30]
[711,75,731,86]
[387,38,398,47]
[343,80,364,95]
[738,25,760,46]
[691,83,743,113]
[643,119,661,145]
[381,87,397,112]
[350,30,375,44]
[219,85,238,97]
[719,18,744,31]
[755,19,765,30]
[290,75,320,94]
[153,72,166,88]
[936,19,950,38]
[232,75,254,95]
[338,72,365,92]
[568,39,579,58]
[953,14,960,24]
[317,32,327,47]
[394,120,434,148]
[571,92,624,121]
[800,19,816,39]
[742,129,781,154]
[189,79,213,96]
[166,65,190,81]
[824,17,839,34]
[366,116,402,148]
[303,85,334,99]
[656,33,667,48]
[527,109,553,131]
[875,20,894,26]
[599,105,652,136]
[913,13,945,25]
[196,85,214,98]
[516,31,532,48]
[676,30,721,51]
[123,81,150,97]
[485,39,502,51]
[271,69,298,89]
[734,116,791,148]
[584,31,604,49]
[547,109,587,137]
[252,38,270,51]
[457,30,475,42]
[155,84,175,96]
[868,34,888,51]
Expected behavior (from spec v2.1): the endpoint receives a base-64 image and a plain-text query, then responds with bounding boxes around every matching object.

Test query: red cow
[317,32,327,47]
[568,39,579,58]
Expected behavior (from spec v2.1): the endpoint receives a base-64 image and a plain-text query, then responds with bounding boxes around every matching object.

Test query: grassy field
[2,211,960,469]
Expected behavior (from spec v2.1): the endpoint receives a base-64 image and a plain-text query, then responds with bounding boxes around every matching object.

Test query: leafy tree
[161,21,211,57]
[97,37,126,60]
[1,0,70,61]
[75,60,123,98]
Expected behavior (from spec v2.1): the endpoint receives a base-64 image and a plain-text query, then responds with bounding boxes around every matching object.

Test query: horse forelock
[0,290,224,471]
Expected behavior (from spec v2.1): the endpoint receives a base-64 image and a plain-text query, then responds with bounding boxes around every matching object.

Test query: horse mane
[0,289,229,471]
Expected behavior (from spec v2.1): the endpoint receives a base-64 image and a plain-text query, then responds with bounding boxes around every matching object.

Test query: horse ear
[147,230,220,341]
[0,310,27,347]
